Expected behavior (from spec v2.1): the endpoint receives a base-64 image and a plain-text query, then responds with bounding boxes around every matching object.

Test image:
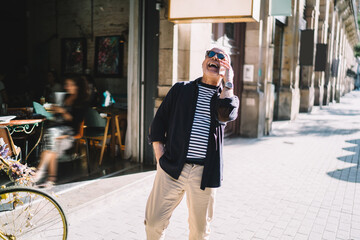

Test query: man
[145,47,239,240]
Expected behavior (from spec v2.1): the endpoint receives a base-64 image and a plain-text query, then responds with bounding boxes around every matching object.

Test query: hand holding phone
[219,60,234,84]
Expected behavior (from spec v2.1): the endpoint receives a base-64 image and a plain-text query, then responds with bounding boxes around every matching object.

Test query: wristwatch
[224,81,233,89]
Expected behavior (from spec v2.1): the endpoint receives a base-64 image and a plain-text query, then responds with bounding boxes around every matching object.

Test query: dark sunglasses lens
[207,51,216,58]
[217,53,225,60]
[207,50,225,60]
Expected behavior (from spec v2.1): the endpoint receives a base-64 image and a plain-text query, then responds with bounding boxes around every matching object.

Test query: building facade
[153,0,359,150]
[5,0,357,164]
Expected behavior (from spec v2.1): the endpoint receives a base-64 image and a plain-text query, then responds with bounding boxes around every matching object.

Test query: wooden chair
[72,120,88,167]
[0,127,21,160]
[83,108,111,166]
[73,120,85,152]
[114,115,125,158]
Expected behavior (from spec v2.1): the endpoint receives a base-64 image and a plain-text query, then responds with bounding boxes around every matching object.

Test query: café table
[96,106,127,163]
[0,118,45,162]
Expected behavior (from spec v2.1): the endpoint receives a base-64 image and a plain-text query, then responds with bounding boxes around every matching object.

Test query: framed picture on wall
[94,36,124,77]
[61,38,87,75]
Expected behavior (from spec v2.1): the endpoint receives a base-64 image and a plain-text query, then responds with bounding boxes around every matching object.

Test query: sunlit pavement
[53,90,360,239]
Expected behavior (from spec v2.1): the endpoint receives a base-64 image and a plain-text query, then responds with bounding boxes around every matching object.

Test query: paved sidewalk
[57,91,360,239]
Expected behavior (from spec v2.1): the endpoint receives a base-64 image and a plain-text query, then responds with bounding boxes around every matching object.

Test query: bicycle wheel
[0,187,67,240]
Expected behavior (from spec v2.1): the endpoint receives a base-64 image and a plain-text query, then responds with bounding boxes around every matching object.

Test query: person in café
[145,47,239,239]
[33,76,89,188]
[44,69,63,103]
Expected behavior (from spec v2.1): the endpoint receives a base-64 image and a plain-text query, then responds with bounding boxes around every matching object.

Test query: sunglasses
[206,50,226,60]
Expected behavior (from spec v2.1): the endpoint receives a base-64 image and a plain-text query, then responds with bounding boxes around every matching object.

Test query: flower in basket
[0,138,35,186]
[0,138,10,160]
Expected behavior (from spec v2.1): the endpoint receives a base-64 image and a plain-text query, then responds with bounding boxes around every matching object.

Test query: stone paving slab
[58,91,360,239]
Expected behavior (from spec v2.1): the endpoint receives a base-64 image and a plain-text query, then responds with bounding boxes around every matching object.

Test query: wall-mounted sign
[243,64,254,82]
[299,30,315,66]
[270,0,292,16]
[168,0,261,23]
[315,44,328,72]
[331,59,339,77]
[246,98,256,106]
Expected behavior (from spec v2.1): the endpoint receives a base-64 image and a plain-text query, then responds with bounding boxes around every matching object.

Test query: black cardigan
[148,78,239,190]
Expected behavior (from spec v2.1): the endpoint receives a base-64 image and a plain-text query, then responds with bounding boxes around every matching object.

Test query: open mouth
[208,62,219,70]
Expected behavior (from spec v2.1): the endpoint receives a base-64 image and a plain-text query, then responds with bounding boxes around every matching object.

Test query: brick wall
[28,0,129,102]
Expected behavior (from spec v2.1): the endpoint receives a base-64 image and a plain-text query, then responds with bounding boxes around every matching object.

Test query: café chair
[83,108,111,166]
[73,121,85,154]
[33,102,53,120]
[0,127,21,161]
[114,114,125,158]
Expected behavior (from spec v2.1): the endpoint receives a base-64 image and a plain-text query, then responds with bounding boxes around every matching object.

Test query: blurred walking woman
[34,76,89,187]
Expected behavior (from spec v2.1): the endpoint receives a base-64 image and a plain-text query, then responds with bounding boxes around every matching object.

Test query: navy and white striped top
[186,82,217,164]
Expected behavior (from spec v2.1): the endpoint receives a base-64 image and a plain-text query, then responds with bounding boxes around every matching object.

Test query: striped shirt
[186,82,217,163]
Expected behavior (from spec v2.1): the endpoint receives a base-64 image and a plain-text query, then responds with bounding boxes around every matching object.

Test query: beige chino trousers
[145,163,216,240]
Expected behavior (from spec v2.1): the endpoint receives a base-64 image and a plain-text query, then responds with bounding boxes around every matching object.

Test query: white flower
[0,138,5,146]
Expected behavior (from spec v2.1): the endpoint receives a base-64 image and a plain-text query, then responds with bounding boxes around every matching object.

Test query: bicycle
[0,141,68,240]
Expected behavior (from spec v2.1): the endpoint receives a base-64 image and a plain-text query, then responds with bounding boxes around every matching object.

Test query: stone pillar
[335,26,345,102]
[313,23,323,107]
[264,15,275,135]
[156,8,175,109]
[188,24,213,79]
[125,0,141,161]
[157,21,213,105]
[300,1,320,112]
[275,0,301,120]
[323,1,335,106]
[240,22,265,138]
[176,24,191,82]
[240,0,269,137]
[344,40,356,93]
[314,0,329,106]
[330,13,341,102]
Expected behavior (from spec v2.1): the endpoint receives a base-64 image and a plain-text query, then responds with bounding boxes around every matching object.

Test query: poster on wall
[243,64,254,82]
[61,38,87,75]
[94,36,124,77]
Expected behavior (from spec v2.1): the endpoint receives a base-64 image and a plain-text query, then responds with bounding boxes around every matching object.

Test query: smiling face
[202,48,230,81]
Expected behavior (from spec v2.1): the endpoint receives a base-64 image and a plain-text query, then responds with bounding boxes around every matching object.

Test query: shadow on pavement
[295,122,359,136]
[271,118,360,137]
[224,135,268,146]
[324,109,360,116]
[327,139,360,183]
